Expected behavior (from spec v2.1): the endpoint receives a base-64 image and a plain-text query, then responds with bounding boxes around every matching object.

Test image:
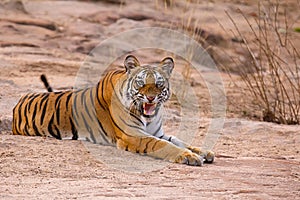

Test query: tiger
[12,55,214,166]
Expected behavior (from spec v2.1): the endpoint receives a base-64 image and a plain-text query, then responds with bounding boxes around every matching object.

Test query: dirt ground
[0,0,299,199]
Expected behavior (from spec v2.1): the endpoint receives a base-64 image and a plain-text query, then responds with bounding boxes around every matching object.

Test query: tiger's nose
[146,96,155,102]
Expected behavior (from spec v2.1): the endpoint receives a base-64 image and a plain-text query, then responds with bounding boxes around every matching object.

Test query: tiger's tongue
[143,103,156,115]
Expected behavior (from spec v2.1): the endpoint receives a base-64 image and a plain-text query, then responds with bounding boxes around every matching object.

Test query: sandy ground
[0,0,299,199]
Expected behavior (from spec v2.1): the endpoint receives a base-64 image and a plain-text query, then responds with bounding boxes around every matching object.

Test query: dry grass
[225,1,300,124]
[154,0,300,124]
[154,0,208,100]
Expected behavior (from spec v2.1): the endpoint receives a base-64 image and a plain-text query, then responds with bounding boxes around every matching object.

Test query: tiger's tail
[40,74,53,92]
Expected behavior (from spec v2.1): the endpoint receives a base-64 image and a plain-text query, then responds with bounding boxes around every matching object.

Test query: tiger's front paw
[202,150,214,163]
[175,150,204,166]
[188,146,215,164]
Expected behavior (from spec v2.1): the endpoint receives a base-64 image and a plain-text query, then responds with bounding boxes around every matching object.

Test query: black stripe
[113,133,122,140]
[47,115,55,137]
[88,88,99,122]
[27,94,40,111]
[126,77,133,97]
[87,88,109,139]
[72,109,80,127]
[119,79,127,98]
[104,70,139,138]
[21,93,30,100]
[152,140,160,151]
[55,100,61,126]
[156,116,162,125]
[54,93,65,127]
[53,125,61,140]
[16,94,31,133]
[120,76,127,89]
[109,70,125,100]
[24,124,30,136]
[82,105,102,143]
[96,117,108,136]
[17,102,23,133]
[81,113,96,143]
[114,70,125,75]
[111,137,117,144]
[17,95,27,107]
[81,89,94,121]
[40,98,49,125]
[72,134,78,140]
[94,117,110,143]
[143,139,152,153]
[120,117,144,131]
[39,93,49,110]
[83,99,93,122]
[110,70,124,78]
[48,115,61,139]
[108,70,124,80]
[80,88,89,105]
[101,76,109,106]
[95,125,110,144]
[95,82,106,110]
[23,100,29,130]
[12,106,17,133]
[110,114,133,138]
[129,112,144,126]
[153,123,162,136]
[73,91,80,118]
[89,88,95,109]
[109,72,119,92]
[101,70,121,106]
[54,92,65,107]
[23,95,32,135]
[32,102,42,136]
[69,117,78,140]
[65,92,73,109]
[26,93,36,100]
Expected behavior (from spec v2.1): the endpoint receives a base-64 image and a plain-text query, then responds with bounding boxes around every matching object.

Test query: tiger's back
[12,69,123,144]
[12,91,78,140]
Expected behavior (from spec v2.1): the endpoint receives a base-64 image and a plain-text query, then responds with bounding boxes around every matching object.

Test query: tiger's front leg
[116,136,204,166]
[161,135,215,163]
[187,146,215,163]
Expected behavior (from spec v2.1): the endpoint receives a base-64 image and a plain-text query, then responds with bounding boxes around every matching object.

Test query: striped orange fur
[12,55,214,166]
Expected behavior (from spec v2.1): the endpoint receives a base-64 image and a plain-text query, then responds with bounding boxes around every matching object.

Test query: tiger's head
[122,55,174,118]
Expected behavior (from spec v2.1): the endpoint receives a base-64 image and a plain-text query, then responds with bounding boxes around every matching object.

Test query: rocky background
[0,0,299,199]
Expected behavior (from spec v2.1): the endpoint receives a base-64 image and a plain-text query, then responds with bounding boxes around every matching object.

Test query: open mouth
[142,102,157,116]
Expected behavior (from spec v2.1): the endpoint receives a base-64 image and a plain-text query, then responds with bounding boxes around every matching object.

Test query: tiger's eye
[136,80,144,87]
[156,80,164,87]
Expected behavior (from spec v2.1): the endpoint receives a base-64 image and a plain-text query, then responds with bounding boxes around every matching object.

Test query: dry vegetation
[156,0,299,124]
[224,1,300,124]
[153,0,300,124]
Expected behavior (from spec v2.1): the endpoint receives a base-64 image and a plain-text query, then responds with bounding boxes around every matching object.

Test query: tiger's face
[123,55,174,118]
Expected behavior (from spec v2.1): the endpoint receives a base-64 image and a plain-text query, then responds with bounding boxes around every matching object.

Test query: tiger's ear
[159,57,174,77]
[124,55,140,73]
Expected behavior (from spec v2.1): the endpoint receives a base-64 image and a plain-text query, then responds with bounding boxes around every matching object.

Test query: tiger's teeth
[143,102,156,116]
